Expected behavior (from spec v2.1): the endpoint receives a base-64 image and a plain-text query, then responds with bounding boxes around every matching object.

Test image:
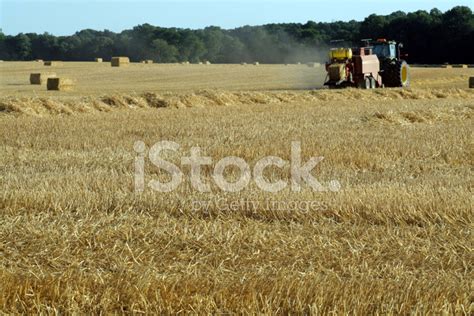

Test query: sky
[1,0,472,35]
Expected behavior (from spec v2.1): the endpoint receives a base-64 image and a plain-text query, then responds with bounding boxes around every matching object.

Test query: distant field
[0,62,325,96]
[0,61,472,97]
[0,62,473,313]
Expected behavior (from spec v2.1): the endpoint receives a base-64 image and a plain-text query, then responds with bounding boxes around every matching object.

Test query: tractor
[324,39,410,89]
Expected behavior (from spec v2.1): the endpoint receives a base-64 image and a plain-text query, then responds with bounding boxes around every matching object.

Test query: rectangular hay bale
[30,72,56,85]
[95,58,103,62]
[111,57,130,67]
[44,61,62,66]
[47,78,75,91]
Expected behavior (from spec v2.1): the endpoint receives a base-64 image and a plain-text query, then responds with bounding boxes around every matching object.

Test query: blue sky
[1,0,472,35]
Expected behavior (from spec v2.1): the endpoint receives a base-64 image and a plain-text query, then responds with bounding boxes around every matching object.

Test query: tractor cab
[373,39,399,61]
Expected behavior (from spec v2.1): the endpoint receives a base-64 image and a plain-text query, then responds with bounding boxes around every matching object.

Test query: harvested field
[0,62,473,314]
[1,62,473,96]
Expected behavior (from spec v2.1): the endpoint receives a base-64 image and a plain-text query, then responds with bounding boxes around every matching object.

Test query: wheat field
[0,62,473,314]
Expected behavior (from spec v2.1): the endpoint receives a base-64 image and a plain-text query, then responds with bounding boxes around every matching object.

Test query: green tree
[152,39,179,62]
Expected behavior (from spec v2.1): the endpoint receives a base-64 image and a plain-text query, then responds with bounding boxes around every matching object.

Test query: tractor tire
[358,77,371,89]
[370,77,376,89]
[382,60,410,88]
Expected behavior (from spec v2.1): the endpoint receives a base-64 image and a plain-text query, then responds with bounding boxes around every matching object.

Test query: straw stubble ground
[0,62,473,313]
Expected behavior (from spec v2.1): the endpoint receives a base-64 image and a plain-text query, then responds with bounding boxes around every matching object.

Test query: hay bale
[204,61,211,65]
[0,60,3,63]
[30,72,56,85]
[241,62,247,65]
[442,64,452,69]
[254,62,259,66]
[35,59,43,63]
[469,77,474,88]
[44,61,62,66]
[47,78,75,91]
[111,57,130,67]
[145,60,153,64]
[198,62,203,65]
[95,58,103,62]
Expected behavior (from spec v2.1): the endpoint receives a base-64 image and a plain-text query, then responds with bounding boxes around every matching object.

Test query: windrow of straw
[1,88,473,116]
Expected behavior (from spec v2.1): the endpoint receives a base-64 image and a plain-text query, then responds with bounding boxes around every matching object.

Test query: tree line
[0,6,472,64]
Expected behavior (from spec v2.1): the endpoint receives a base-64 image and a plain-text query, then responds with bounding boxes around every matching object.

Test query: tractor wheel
[383,60,410,88]
[370,77,376,89]
[358,77,371,89]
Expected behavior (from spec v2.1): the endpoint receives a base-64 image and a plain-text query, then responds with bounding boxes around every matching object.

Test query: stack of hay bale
[111,57,130,67]
[47,78,75,91]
